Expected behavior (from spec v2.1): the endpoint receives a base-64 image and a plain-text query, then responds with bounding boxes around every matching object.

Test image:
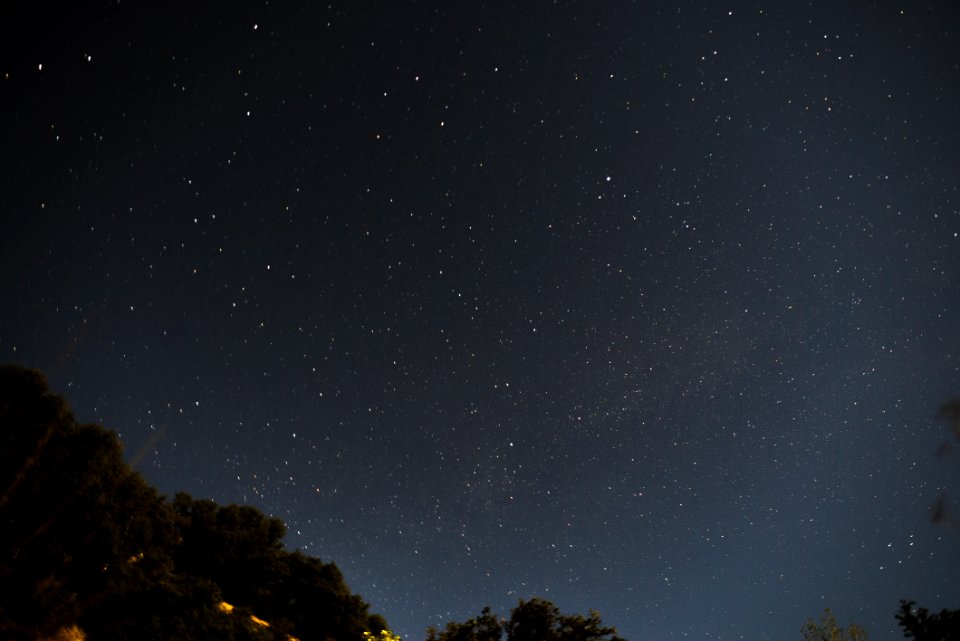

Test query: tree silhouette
[896,600,960,641]
[173,492,386,641]
[801,609,868,641]
[0,364,387,640]
[0,365,176,639]
[427,598,625,641]
[427,606,503,641]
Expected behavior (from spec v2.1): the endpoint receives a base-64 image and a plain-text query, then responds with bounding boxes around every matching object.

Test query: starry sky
[2,2,959,640]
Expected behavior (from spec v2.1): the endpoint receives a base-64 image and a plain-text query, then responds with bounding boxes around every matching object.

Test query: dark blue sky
[2,2,959,640]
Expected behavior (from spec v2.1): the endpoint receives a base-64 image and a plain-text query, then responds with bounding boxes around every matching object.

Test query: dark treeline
[0,364,957,640]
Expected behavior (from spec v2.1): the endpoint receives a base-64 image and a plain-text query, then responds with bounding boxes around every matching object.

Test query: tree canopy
[0,364,385,641]
[896,601,960,641]
[801,609,869,641]
[426,598,625,641]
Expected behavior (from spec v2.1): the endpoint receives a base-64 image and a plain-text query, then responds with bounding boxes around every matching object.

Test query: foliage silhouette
[896,600,960,641]
[0,365,175,639]
[427,598,625,641]
[801,609,868,641]
[173,492,386,640]
[0,364,385,641]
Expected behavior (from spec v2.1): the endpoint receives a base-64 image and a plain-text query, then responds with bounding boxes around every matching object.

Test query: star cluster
[2,2,959,640]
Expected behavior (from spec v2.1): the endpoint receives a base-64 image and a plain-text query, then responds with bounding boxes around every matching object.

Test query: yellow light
[219,599,305,639]
[250,614,271,628]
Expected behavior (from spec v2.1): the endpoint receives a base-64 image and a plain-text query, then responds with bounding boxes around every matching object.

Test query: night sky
[2,2,959,640]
